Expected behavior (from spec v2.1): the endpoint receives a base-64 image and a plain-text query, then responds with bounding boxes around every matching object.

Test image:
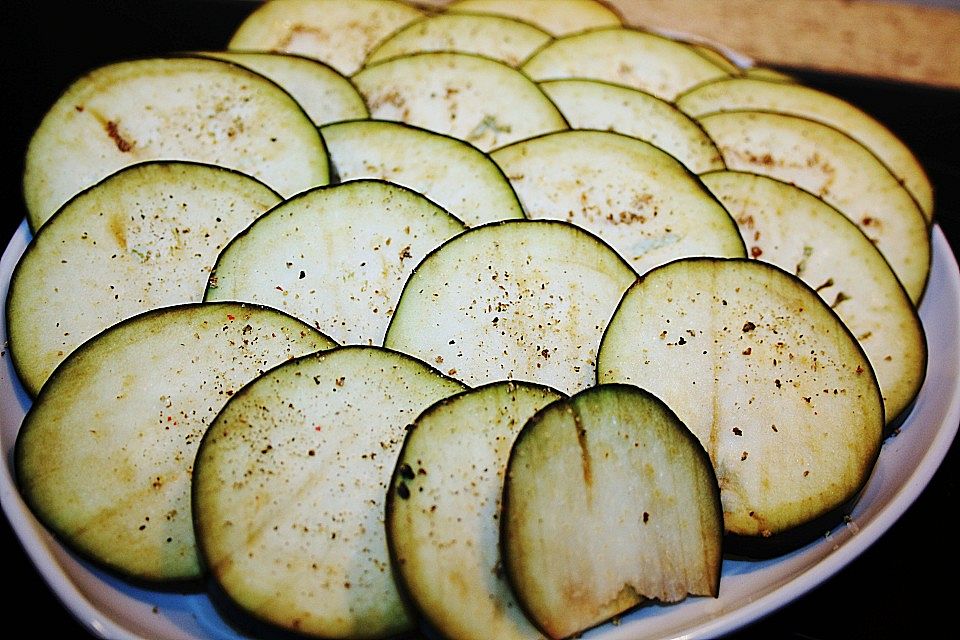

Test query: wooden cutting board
[612,0,960,89]
[425,0,960,89]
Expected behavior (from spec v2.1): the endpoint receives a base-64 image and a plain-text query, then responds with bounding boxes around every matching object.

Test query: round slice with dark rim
[597,257,884,556]
[227,0,425,76]
[521,27,732,101]
[15,302,335,585]
[365,11,552,67]
[321,119,524,226]
[383,219,637,395]
[502,384,723,639]
[676,77,934,221]
[445,0,623,36]
[205,179,466,346]
[538,78,725,174]
[194,51,369,126]
[7,160,282,397]
[701,170,926,430]
[387,380,564,640]
[23,55,329,232]
[490,130,745,276]
[193,345,466,639]
[698,109,931,304]
[352,51,568,152]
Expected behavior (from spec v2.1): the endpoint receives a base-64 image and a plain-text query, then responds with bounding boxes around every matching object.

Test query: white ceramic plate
[2,215,958,640]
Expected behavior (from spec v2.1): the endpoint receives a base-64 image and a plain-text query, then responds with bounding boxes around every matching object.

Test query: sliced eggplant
[538,78,725,174]
[321,119,524,226]
[521,27,732,101]
[490,130,745,275]
[445,0,622,36]
[677,77,934,220]
[15,302,335,584]
[192,345,466,639]
[597,258,884,555]
[383,219,637,395]
[7,161,282,397]
[352,51,568,152]
[365,12,552,68]
[227,0,424,75]
[387,380,564,640]
[23,55,329,232]
[701,170,926,430]
[502,384,723,639]
[698,110,930,304]
[205,179,466,346]
[194,51,369,126]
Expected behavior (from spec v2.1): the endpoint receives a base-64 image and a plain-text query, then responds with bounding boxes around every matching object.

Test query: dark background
[2,1,958,638]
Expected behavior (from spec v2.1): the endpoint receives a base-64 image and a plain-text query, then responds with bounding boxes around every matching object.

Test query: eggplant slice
[387,380,564,640]
[7,161,281,397]
[205,179,466,346]
[192,345,466,639]
[502,384,723,639]
[598,257,884,556]
[15,302,334,584]
[23,55,328,231]
[384,219,637,395]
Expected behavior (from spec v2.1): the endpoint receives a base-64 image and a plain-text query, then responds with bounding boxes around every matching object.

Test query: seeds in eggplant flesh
[502,384,723,639]
[14,302,334,584]
[387,380,564,640]
[192,346,466,639]
[598,257,883,553]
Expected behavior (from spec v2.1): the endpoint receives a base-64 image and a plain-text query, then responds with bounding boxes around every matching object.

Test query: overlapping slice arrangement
[502,384,724,637]
[700,171,925,429]
[15,303,335,583]
[204,179,466,345]
[386,380,564,640]
[365,11,553,67]
[353,50,568,151]
[7,0,935,638]
[597,258,885,555]
[538,78,726,174]
[488,129,745,275]
[697,110,931,303]
[193,346,466,638]
[8,161,282,396]
[320,118,524,225]
[383,219,638,395]
[193,51,370,126]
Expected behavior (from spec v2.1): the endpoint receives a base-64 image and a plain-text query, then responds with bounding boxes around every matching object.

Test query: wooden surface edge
[423,0,960,90]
